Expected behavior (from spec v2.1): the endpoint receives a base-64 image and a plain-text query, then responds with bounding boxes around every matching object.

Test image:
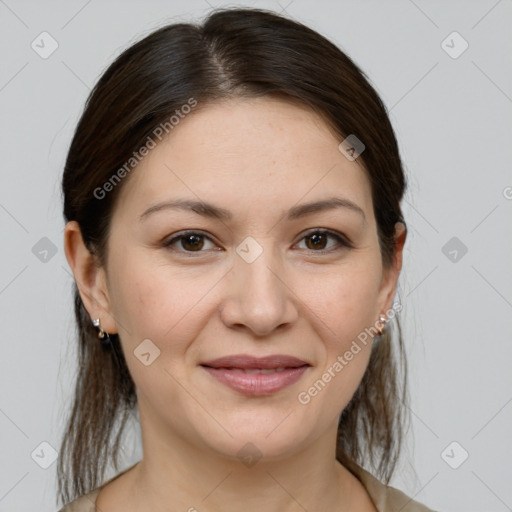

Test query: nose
[219,244,299,337]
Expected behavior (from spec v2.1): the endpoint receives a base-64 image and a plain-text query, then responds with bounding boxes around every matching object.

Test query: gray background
[1,1,511,511]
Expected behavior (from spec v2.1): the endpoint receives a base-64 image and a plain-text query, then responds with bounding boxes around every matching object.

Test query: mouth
[201,366,305,374]
[199,354,311,396]
[200,353,310,369]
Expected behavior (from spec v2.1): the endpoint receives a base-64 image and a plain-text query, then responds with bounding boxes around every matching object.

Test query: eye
[294,229,352,253]
[163,231,218,254]
[163,229,352,256]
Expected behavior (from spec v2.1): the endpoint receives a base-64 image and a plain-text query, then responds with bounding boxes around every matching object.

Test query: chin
[198,422,313,465]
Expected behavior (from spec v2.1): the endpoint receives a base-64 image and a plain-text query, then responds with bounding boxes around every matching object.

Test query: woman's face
[75,96,404,462]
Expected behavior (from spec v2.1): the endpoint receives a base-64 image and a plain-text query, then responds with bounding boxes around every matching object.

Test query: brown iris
[180,234,205,251]
[304,232,328,250]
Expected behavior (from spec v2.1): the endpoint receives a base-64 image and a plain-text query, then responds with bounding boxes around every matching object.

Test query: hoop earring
[92,318,112,347]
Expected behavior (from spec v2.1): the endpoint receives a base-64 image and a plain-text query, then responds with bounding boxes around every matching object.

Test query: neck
[127,401,359,512]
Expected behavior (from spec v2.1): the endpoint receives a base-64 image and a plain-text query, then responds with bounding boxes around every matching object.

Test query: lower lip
[201,365,310,396]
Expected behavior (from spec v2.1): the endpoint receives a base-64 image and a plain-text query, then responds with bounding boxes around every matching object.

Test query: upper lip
[200,354,310,369]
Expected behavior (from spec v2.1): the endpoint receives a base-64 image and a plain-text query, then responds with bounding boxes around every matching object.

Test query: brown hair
[58,7,409,507]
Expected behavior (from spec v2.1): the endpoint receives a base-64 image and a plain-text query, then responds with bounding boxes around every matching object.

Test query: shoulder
[57,489,101,512]
[347,462,438,512]
[57,462,138,512]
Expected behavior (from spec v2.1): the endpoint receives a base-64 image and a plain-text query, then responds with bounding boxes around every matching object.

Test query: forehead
[114,96,374,223]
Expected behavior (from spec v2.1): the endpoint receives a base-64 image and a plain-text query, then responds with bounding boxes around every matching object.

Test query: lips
[200,354,310,370]
[200,354,311,396]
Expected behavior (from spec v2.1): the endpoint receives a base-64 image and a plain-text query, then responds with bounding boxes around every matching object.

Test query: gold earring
[377,314,387,336]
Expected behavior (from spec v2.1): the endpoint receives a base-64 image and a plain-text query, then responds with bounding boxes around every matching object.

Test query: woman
[57,7,435,512]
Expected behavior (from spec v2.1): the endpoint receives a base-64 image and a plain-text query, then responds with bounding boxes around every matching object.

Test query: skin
[64,96,406,512]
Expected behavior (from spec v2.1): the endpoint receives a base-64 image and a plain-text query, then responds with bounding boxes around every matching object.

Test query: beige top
[57,461,436,511]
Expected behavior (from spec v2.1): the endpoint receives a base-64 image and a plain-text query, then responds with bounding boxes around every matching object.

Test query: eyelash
[162,229,352,256]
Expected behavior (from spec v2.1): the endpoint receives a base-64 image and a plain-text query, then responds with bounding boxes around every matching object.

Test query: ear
[63,220,118,334]
[376,222,407,318]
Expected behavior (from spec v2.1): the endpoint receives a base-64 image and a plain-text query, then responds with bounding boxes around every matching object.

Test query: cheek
[298,259,382,344]
[108,250,172,326]
[292,262,379,413]
[108,254,223,359]
[107,262,204,401]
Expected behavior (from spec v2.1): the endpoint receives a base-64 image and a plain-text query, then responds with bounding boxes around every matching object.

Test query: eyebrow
[139,197,366,223]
